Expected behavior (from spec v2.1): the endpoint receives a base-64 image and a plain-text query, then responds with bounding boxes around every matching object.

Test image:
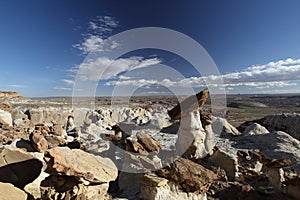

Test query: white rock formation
[0,109,12,126]
[243,123,270,135]
[175,110,214,160]
[212,117,241,136]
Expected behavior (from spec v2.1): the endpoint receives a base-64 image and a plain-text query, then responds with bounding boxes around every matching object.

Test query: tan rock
[137,132,162,153]
[157,157,217,193]
[141,173,168,187]
[0,91,19,97]
[0,103,12,112]
[209,147,237,181]
[168,88,209,120]
[126,137,148,155]
[47,147,118,183]
[0,147,43,188]
[51,122,65,136]
[0,182,27,200]
[140,173,208,200]
[30,131,48,152]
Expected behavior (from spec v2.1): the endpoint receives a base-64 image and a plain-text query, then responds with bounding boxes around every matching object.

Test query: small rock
[243,123,269,135]
[30,131,48,153]
[137,132,162,153]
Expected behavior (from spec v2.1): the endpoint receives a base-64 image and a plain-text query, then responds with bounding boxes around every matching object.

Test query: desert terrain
[0,90,300,200]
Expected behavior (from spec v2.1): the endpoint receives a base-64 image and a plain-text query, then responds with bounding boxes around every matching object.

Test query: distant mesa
[0,91,20,97]
[228,101,268,108]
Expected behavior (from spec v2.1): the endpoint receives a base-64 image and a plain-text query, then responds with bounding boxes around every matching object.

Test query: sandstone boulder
[156,157,217,193]
[47,147,118,183]
[0,182,27,200]
[212,117,241,136]
[0,147,43,188]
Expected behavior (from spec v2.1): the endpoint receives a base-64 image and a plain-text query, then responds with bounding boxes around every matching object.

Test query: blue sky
[1,0,300,97]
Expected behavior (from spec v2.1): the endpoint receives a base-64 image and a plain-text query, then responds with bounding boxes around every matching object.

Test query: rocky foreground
[0,92,300,200]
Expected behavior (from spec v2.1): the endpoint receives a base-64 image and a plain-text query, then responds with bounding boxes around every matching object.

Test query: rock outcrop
[0,91,19,97]
[261,113,300,140]
[176,110,214,160]
[168,88,209,120]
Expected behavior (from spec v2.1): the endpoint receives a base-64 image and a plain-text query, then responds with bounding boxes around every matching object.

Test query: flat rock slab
[0,182,27,200]
[47,147,118,183]
[0,147,43,188]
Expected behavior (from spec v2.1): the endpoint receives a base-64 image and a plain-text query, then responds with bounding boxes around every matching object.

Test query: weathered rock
[121,152,162,173]
[0,91,19,97]
[168,88,209,120]
[243,123,269,135]
[176,110,214,160]
[235,131,300,173]
[41,175,112,200]
[156,157,217,193]
[0,118,10,130]
[51,122,65,136]
[28,108,70,125]
[0,109,12,127]
[0,147,43,188]
[47,147,118,183]
[212,116,241,136]
[0,103,12,112]
[140,174,207,200]
[126,137,149,155]
[137,132,162,153]
[45,135,66,149]
[209,147,238,181]
[262,113,300,140]
[0,182,27,200]
[30,131,48,152]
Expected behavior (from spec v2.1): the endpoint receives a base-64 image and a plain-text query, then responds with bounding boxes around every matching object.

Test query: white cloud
[6,84,27,88]
[61,79,74,85]
[72,57,161,81]
[53,86,72,91]
[73,16,119,54]
[88,16,118,36]
[106,58,300,91]
[221,58,300,83]
[73,35,118,54]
